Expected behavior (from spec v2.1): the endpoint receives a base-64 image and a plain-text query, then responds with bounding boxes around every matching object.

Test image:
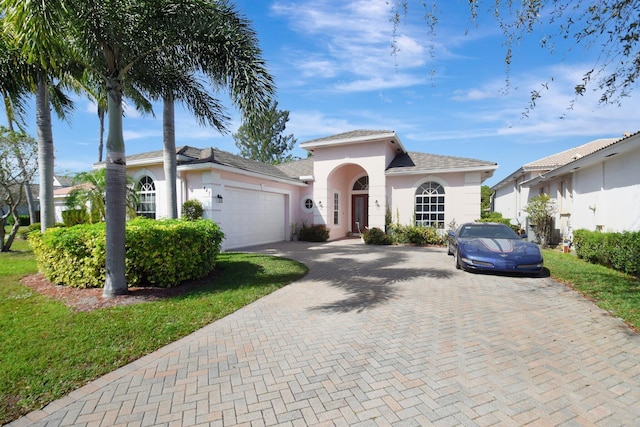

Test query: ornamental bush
[29,218,225,288]
[182,199,204,221]
[298,223,330,242]
[363,227,392,245]
[388,224,445,245]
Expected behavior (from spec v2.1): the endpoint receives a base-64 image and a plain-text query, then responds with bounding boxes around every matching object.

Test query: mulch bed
[19,273,210,312]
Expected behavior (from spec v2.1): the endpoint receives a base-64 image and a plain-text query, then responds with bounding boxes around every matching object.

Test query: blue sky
[3,0,639,187]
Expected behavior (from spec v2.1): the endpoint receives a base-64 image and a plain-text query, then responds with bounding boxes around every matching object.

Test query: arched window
[136,176,156,219]
[353,176,369,191]
[415,182,445,229]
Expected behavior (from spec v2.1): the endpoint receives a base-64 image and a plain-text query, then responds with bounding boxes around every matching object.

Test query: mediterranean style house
[491,131,640,244]
[57,130,498,250]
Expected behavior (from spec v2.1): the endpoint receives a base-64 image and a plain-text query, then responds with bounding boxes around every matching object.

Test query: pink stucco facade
[69,130,497,250]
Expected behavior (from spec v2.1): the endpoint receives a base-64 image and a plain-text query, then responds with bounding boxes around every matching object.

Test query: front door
[352,194,368,233]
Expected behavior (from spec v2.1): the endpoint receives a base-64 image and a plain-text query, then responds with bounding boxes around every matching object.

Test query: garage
[220,187,286,250]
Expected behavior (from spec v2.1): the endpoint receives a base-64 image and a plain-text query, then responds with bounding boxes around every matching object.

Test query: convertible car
[447,222,543,274]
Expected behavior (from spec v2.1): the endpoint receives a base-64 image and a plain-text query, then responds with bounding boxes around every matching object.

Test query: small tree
[481,185,492,214]
[233,101,297,164]
[0,127,37,251]
[523,194,556,248]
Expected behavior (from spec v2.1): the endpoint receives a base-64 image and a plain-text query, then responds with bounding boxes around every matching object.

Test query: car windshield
[459,224,520,239]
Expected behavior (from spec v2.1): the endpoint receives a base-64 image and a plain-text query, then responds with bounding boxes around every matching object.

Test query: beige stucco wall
[387,172,481,230]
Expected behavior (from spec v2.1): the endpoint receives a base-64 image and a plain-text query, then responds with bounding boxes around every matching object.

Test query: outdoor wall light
[318,200,323,208]
[217,194,224,203]
[375,200,380,207]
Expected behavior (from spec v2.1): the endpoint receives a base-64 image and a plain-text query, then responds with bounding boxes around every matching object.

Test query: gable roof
[299,129,405,153]
[491,136,623,190]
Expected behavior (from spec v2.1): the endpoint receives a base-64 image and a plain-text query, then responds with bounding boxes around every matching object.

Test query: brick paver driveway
[10,239,640,426]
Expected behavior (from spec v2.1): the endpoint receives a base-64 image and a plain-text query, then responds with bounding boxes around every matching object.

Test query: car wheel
[455,252,462,270]
[447,242,453,256]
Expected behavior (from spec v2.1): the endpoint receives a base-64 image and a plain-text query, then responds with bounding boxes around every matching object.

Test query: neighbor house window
[415,182,445,229]
[136,176,156,219]
[333,192,339,225]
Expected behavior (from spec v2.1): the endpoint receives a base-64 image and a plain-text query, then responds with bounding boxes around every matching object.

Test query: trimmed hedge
[573,229,640,276]
[29,218,224,288]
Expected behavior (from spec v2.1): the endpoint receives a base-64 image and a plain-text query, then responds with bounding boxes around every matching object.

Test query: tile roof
[125,146,304,183]
[387,152,497,173]
[524,137,621,170]
[275,157,314,179]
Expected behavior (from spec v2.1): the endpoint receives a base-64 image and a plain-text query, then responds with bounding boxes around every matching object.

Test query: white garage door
[221,188,286,249]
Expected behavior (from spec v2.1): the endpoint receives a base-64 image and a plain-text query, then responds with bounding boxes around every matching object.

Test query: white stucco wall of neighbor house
[493,175,534,224]
[571,148,640,232]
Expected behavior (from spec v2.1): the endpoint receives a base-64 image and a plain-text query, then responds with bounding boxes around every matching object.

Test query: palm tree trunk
[35,79,55,231]
[98,106,105,163]
[163,94,178,219]
[103,77,128,297]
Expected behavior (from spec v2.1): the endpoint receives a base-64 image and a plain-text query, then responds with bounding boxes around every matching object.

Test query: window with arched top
[415,182,445,229]
[353,176,369,191]
[136,176,156,219]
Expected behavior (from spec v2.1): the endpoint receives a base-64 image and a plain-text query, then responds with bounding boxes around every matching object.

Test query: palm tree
[3,0,275,296]
[67,168,138,223]
[2,5,76,231]
[157,4,276,219]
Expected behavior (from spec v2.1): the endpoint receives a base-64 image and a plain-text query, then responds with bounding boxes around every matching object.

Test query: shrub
[29,218,224,288]
[182,199,204,221]
[62,209,89,226]
[573,229,640,276]
[363,227,392,245]
[5,215,29,226]
[573,229,605,264]
[388,224,445,245]
[21,223,41,240]
[299,223,329,242]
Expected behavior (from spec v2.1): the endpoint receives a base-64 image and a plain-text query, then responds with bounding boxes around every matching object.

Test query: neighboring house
[52,176,77,223]
[492,132,640,243]
[62,130,496,250]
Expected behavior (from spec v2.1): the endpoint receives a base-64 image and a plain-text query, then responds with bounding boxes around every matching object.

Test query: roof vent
[571,153,583,161]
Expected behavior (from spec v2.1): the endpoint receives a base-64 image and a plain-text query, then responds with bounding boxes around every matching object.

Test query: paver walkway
[8,239,640,426]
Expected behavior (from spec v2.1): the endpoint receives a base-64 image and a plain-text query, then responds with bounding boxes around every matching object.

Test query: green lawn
[0,238,307,425]
[543,249,640,331]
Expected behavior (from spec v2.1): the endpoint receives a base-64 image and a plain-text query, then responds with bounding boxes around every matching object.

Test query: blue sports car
[447,222,544,274]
